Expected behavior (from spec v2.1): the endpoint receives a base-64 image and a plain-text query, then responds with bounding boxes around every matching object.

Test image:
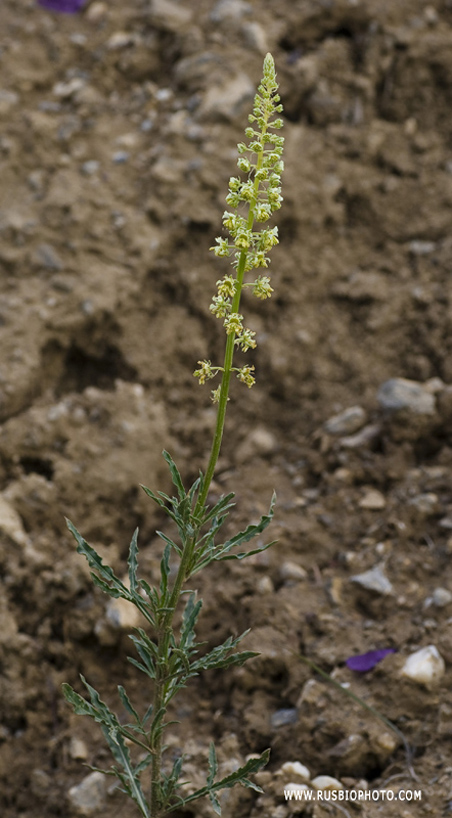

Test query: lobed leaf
[118,685,141,725]
[66,518,130,600]
[180,593,202,650]
[162,450,187,501]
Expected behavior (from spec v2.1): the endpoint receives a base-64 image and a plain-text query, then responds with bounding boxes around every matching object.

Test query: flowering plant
[63,54,284,817]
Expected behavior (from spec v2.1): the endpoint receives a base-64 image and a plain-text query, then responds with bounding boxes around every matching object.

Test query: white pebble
[280,561,307,582]
[280,761,311,780]
[359,489,386,510]
[432,588,452,608]
[401,645,445,686]
[312,775,344,791]
[351,564,393,595]
[284,781,310,794]
[69,737,89,760]
[256,576,274,594]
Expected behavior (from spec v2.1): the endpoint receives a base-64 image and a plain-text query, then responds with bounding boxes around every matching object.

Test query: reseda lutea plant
[63,54,284,818]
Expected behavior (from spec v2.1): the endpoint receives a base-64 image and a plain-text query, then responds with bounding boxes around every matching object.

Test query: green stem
[150,672,164,816]
[195,254,246,512]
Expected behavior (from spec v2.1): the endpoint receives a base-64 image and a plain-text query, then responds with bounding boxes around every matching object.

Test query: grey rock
[377,378,435,415]
[53,77,86,99]
[106,31,136,50]
[112,151,130,164]
[431,587,452,608]
[351,564,393,595]
[0,90,19,116]
[235,426,277,463]
[34,244,63,271]
[324,405,366,435]
[271,708,298,728]
[241,21,269,53]
[340,423,381,449]
[359,489,386,510]
[408,492,439,516]
[409,240,436,255]
[30,769,51,798]
[150,0,193,31]
[174,52,224,90]
[210,0,252,22]
[81,160,100,175]
[198,73,255,122]
[68,772,107,815]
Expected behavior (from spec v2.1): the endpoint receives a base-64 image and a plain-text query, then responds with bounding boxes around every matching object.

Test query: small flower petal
[37,0,85,12]
[346,649,396,673]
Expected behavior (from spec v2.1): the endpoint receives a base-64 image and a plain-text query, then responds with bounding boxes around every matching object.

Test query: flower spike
[194,53,283,395]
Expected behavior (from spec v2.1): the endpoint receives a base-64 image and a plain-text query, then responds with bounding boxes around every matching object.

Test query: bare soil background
[1,0,452,816]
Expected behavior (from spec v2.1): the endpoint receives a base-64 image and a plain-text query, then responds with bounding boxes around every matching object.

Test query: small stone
[34,243,63,271]
[86,1,108,21]
[106,597,141,630]
[0,495,30,547]
[312,775,344,791]
[280,561,307,582]
[210,0,252,22]
[69,737,89,760]
[155,87,173,102]
[373,731,398,755]
[298,679,324,707]
[53,78,85,99]
[401,645,445,686]
[235,426,277,463]
[256,576,274,594]
[408,493,438,516]
[112,151,130,164]
[324,405,367,436]
[351,564,393,595]
[437,702,452,736]
[106,31,135,50]
[431,588,452,608]
[328,734,365,768]
[0,90,19,116]
[68,771,107,815]
[284,781,310,796]
[359,489,386,510]
[150,0,193,31]
[340,423,381,449]
[30,769,51,798]
[377,378,435,415]
[280,761,311,781]
[271,708,298,728]
[81,160,100,175]
[199,73,255,122]
[409,240,436,255]
[241,21,268,53]
[424,5,439,24]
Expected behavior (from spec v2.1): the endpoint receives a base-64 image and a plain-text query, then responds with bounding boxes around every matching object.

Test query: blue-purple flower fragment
[346,649,395,673]
[37,0,85,12]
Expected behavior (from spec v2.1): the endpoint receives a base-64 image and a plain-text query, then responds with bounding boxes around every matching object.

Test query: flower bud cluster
[194,54,283,401]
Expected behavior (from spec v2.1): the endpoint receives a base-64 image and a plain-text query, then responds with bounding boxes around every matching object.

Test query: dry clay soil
[2,1,452,817]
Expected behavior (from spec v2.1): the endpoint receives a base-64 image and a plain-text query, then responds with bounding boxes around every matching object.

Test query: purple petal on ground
[346,649,396,672]
[37,0,85,12]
